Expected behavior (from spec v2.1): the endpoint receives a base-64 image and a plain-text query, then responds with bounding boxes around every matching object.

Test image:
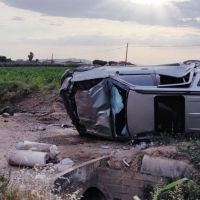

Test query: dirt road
[0,110,133,173]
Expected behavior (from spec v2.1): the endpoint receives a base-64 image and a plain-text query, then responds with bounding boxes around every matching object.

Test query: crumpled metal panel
[75,79,112,138]
[154,63,195,78]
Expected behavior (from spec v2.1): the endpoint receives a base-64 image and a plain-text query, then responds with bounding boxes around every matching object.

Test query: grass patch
[0,67,75,114]
[177,141,200,168]
[150,132,200,147]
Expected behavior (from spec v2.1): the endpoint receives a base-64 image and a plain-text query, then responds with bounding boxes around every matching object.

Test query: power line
[129,44,200,48]
[82,46,126,55]
[54,46,126,57]
[53,44,200,58]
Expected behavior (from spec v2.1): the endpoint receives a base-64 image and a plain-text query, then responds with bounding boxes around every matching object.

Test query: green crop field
[0,66,76,114]
[0,66,75,91]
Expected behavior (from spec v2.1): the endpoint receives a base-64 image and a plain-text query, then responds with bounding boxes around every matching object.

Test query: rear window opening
[155,96,185,133]
[120,75,155,86]
[158,73,190,85]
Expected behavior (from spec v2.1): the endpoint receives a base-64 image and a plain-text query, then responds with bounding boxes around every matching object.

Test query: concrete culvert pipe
[16,141,59,159]
[16,141,54,152]
[6,150,49,167]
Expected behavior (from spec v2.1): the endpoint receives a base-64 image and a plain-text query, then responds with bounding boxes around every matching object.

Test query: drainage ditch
[54,147,197,200]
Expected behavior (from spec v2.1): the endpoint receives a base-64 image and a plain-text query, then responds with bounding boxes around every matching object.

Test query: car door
[106,77,131,140]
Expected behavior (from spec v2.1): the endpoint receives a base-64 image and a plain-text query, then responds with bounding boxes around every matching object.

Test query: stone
[38,126,46,131]
[2,113,10,118]
[31,125,38,132]
[60,158,74,167]
[122,146,130,150]
[101,145,109,149]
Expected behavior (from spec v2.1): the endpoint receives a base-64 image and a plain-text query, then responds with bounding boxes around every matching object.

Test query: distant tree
[28,52,34,61]
[0,56,7,62]
[6,58,12,62]
[35,59,39,63]
[93,59,107,66]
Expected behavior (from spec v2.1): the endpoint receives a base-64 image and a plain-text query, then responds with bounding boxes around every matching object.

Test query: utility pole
[125,43,129,66]
[51,53,53,65]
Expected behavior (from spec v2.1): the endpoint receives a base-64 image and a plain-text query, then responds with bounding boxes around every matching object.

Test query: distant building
[42,59,55,64]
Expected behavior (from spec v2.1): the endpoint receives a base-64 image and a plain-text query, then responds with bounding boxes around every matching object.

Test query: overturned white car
[60,60,200,140]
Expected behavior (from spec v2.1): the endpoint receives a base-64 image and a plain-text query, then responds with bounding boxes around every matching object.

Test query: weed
[0,173,10,195]
[142,176,200,200]
[150,132,200,147]
[177,141,200,168]
[142,183,154,200]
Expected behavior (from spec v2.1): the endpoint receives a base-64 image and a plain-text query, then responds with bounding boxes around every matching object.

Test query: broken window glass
[110,86,124,114]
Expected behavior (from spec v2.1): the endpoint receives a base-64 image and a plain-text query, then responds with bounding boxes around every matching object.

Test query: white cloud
[1,0,200,27]
[1,0,200,64]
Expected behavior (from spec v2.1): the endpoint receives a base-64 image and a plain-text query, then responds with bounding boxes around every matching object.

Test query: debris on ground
[122,146,130,150]
[37,109,55,118]
[100,145,109,149]
[30,125,46,132]
[61,124,71,128]
[123,157,132,167]
[111,149,121,155]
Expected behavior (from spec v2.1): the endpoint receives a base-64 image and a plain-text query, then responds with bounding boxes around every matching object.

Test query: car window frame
[116,74,157,87]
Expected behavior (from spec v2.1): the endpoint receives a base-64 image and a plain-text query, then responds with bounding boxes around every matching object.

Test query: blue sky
[1,0,200,64]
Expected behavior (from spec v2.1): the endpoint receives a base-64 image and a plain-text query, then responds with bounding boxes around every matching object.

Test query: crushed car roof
[71,63,196,81]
